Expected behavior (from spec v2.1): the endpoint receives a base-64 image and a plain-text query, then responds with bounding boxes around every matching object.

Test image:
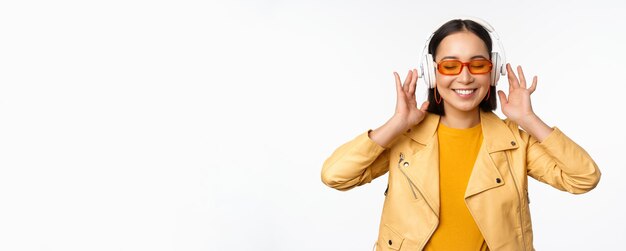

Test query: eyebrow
[440,55,489,61]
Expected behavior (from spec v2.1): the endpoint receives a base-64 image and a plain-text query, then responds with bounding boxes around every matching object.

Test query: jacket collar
[403,110,518,152]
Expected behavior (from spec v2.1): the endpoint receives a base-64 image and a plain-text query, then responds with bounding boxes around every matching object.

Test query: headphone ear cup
[421,54,436,88]
[491,52,502,86]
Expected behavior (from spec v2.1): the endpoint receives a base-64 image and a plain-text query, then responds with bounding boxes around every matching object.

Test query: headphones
[418,17,507,89]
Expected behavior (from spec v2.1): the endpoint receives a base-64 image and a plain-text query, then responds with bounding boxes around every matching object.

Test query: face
[434,31,491,115]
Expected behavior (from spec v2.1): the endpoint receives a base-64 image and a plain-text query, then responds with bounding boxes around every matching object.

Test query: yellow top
[424,122,489,251]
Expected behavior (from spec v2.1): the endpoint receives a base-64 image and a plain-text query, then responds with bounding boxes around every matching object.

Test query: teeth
[455,89,475,95]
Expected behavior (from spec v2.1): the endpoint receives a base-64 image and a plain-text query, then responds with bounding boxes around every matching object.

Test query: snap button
[403,162,409,167]
[510,141,516,146]
[496,178,502,183]
[388,240,393,245]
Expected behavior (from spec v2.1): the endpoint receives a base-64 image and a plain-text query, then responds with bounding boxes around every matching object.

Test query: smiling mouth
[453,89,477,95]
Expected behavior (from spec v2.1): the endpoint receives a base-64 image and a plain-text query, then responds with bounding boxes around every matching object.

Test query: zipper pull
[399,153,409,167]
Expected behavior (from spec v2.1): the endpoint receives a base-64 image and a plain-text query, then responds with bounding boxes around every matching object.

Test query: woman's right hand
[368,69,429,147]
[392,69,429,131]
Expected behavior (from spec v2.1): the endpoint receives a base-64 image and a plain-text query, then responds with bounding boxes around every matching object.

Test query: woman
[321,18,601,251]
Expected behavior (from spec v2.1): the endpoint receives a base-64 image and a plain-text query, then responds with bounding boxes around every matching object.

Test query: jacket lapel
[464,111,519,198]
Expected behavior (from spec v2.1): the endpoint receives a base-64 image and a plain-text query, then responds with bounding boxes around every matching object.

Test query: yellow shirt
[424,122,489,251]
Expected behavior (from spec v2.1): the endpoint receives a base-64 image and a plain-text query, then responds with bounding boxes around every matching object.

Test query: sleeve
[525,127,601,194]
[321,130,390,191]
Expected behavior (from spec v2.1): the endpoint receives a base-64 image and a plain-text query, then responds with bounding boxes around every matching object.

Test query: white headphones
[418,17,507,89]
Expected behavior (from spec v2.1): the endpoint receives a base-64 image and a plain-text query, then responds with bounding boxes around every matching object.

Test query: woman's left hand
[497,63,538,126]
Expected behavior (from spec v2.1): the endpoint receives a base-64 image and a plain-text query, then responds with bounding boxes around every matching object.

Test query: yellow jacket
[321,111,601,251]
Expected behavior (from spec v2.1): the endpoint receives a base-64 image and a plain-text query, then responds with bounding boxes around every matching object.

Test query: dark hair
[426,19,497,115]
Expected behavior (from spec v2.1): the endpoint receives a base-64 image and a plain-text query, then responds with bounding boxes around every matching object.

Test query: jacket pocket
[379,224,404,250]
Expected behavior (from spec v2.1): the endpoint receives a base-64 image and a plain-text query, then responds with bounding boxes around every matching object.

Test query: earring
[434,85,442,104]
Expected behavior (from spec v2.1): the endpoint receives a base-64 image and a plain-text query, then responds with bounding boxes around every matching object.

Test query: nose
[457,65,474,84]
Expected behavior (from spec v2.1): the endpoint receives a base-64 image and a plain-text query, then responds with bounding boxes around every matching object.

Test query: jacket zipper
[396,153,436,214]
[397,153,439,250]
[505,152,528,251]
[397,153,418,199]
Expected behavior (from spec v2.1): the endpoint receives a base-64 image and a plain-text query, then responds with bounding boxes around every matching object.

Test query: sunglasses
[436,59,493,75]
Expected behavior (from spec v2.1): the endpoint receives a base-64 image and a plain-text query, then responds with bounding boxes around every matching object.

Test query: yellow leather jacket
[321,111,601,251]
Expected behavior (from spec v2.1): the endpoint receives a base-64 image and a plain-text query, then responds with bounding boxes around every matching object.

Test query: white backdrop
[1,0,624,250]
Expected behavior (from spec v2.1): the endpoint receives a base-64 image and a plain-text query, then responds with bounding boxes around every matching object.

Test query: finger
[394,72,404,97]
[497,90,507,105]
[517,65,527,89]
[506,63,519,89]
[394,72,408,110]
[403,70,412,93]
[419,101,429,112]
[409,69,418,97]
[528,76,538,94]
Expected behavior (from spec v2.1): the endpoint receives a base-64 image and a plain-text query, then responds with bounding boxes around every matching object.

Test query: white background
[1,0,624,250]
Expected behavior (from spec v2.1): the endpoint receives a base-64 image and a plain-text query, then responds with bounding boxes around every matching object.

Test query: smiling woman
[424,18,499,118]
[320,18,601,251]
[432,31,493,121]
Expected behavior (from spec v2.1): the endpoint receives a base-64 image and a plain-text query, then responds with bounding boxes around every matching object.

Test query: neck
[440,108,481,129]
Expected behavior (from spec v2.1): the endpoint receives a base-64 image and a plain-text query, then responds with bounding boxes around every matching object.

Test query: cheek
[435,75,454,87]
[476,75,492,87]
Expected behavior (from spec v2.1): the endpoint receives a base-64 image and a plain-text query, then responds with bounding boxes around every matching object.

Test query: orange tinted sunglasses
[436,59,493,75]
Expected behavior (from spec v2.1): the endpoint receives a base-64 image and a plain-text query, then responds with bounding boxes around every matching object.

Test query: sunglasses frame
[436,59,493,75]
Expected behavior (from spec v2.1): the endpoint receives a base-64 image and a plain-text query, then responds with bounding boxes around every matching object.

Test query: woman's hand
[498,63,553,141]
[392,69,429,131]
[368,69,428,147]
[497,64,538,126]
